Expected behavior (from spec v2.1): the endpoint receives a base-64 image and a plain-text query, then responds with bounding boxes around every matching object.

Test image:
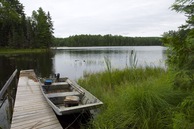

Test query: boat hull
[39,77,103,115]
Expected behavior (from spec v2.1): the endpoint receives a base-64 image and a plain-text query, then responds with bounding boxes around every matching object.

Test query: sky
[19,0,186,38]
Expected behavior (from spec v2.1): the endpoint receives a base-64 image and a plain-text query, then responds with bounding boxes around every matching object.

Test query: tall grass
[172,93,194,129]
[79,67,190,129]
[129,49,138,68]
[104,56,113,89]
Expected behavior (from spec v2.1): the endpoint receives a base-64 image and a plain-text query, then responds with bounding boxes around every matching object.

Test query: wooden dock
[11,70,63,129]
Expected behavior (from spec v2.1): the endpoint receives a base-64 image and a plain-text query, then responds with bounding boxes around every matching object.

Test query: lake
[52,46,167,80]
[0,46,167,88]
[0,46,166,128]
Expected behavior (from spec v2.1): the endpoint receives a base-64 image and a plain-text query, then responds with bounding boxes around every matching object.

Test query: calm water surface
[0,46,166,128]
[52,46,167,80]
[0,46,167,88]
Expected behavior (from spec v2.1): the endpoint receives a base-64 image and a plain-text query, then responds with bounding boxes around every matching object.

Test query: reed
[78,49,194,129]
[79,67,190,129]
[129,49,138,68]
[104,56,113,89]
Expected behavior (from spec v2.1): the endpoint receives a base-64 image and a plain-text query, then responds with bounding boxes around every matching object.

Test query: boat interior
[42,81,86,108]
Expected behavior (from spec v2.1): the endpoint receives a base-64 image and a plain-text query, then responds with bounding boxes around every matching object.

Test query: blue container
[44,79,53,85]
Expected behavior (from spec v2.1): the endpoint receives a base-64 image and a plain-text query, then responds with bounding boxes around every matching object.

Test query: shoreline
[0,48,50,54]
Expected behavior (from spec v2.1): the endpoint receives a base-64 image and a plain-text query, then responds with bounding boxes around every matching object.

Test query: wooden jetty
[11,70,63,129]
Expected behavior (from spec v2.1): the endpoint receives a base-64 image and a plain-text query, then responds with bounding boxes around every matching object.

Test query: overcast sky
[19,0,186,38]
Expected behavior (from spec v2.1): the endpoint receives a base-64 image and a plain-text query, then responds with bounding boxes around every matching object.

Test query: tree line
[54,35,162,47]
[0,0,162,48]
[0,0,54,48]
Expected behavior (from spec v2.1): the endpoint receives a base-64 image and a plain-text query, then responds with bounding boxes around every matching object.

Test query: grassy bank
[0,48,49,54]
[78,67,192,129]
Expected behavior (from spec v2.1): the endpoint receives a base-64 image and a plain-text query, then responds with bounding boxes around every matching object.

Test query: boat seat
[64,96,80,107]
[46,91,81,98]
[44,82,69,86]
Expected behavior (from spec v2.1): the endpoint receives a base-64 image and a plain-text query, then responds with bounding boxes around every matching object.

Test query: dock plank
[11,70,62,129]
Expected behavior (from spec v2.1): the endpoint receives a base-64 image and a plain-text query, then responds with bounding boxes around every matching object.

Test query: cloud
[20,0,186,37]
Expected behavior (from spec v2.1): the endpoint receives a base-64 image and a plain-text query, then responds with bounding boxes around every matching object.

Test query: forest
[54,35,162,47]
[0,0,162,49]
[0,0,54,48]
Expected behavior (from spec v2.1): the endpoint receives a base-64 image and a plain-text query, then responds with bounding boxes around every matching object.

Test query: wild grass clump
[79,67,166,100]
[79,67,191,129]
[173,93,194,129]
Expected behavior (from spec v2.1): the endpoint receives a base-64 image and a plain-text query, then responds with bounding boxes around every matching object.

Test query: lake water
[52,46,167,80]
[0,46,167,128]
[0,46,167,87]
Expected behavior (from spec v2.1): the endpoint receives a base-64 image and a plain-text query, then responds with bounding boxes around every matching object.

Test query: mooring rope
[0,95,7,108]
[65,110,84,129]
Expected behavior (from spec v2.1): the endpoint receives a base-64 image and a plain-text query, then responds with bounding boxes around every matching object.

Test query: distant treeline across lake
[53,34,162,47]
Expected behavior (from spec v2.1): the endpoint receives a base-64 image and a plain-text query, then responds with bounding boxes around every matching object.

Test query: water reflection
[53,46,167,80]
[0,46,167,88]
[0,52,54,89]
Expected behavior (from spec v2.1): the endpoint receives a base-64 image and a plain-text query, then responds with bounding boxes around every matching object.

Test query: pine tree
[31,7,54,48]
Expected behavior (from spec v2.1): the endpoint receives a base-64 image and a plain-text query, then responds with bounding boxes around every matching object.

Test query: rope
[65,110,84,129]
[0,94,13,108]
[0,95,7,108]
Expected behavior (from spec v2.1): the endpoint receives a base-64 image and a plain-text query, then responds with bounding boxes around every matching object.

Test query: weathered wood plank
[12,111,56,124]
[11,70,62,129]
[12,117,60,129]
[13,103,51,112]
[11,115,57,127]
[46,91,80,98]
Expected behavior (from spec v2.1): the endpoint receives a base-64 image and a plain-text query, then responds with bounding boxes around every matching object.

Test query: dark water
[0,52,54,88]
[0,46,167,128]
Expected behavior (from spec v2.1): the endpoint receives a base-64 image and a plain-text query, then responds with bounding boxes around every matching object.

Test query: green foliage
[0,0,54,48]
[157,1,194,128]
[31,8,54,48]
[173,94,194,129]
[171,0,194,30]
[0,0,24,47]
[53,35,162,47]
[162,0,194,90]
[78,67,189,129]
[173,70,194,90]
